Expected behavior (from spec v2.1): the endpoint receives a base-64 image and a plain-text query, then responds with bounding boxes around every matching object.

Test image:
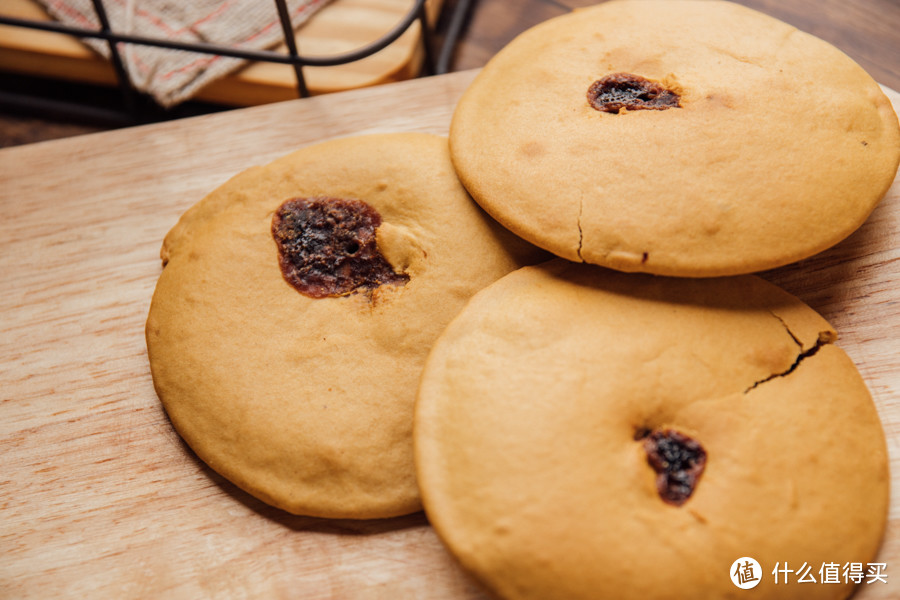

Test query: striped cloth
[37,0,331,106]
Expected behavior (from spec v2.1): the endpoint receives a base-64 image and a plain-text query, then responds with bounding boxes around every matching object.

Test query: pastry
[415,259,889,599]
[449,0,900,276]
[146,132,543,519]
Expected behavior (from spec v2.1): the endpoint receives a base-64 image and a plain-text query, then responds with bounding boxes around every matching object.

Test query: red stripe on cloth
[49,0,96,29]
[108,0,234,37]
[155,0,328,81]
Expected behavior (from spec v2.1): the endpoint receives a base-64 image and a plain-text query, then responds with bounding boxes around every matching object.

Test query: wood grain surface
[1,70,899,599]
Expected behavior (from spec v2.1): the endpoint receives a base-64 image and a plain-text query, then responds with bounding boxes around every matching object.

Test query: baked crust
[416,259,889,599]
[146,133,543,518]
[449,0,900,276]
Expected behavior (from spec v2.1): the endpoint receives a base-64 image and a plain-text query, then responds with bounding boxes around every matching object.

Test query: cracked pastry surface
[448,0,900,276]
[415,259,889,599]
[145,133,544,519]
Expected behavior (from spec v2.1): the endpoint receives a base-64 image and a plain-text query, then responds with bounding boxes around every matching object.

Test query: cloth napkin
[36,0,331,107]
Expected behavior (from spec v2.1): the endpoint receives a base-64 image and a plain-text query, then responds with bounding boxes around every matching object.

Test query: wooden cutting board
[1,70,898,599]
[0,0,443,105]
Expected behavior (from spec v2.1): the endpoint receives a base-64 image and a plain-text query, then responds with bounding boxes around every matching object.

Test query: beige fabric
[37,0,331,106]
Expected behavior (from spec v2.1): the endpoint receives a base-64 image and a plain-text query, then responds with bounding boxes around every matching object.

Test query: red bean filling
[640,429,706,506]
[271,197,408,299]
[587,73,680,113]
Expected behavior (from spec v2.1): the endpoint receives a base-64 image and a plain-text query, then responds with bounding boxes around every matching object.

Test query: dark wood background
[1,0,898,148]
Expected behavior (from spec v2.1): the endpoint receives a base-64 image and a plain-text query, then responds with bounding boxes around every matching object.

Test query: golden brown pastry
[449,0,900,276]
[146,133,544,518]
[416,259,889,599]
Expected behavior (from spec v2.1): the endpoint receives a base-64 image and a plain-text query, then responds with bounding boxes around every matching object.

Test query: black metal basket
[0,0,473,125]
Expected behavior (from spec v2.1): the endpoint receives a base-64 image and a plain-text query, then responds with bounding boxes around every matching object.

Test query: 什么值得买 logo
[730,557,888,589]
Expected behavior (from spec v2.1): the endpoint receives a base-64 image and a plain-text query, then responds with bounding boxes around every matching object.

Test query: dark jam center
[641,429,706,506]
[587,73,680,113]
[271,197,409,299]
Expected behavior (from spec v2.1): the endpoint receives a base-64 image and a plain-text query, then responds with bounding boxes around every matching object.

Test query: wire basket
[0,0,472,125]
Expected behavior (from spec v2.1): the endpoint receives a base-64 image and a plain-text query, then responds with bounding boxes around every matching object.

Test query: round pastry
[145,132,543,519]
[449,0,900,276]
[415,259,889,599]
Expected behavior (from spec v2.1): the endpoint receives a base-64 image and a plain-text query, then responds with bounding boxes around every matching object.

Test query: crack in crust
[744,314,836,393]
[575,195,585,262]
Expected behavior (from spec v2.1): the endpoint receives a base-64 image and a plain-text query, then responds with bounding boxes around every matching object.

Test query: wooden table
[2,3,900,598]
[0,0,898,146]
